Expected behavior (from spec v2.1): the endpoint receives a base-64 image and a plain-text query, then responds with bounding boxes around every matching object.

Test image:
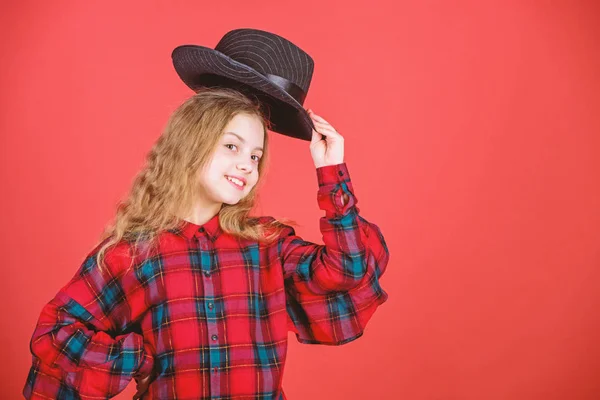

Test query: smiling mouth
[225,176,245,190]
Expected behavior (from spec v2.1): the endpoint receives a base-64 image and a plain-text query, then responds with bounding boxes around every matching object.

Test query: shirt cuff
[133,342,155,379]
[316,163,358,217]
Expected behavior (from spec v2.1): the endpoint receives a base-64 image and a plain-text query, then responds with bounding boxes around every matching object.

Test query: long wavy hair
[95,87,297,272]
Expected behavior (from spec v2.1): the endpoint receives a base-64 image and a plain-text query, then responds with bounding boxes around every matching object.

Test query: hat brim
[172,45,314,141]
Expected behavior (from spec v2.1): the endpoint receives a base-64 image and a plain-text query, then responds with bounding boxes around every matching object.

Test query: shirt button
[199,227,205,232]
[204,271,210,277]
[338,170,344,176]
[208,303,214,310]
[211,334,218,341]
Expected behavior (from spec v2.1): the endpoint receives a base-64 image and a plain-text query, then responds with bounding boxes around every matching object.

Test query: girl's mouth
[225,176,245,190]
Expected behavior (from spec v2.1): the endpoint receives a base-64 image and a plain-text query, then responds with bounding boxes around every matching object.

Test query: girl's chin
[222,194,244,205]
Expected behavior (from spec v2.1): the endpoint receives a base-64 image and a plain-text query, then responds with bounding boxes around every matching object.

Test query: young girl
[23,87,389,400]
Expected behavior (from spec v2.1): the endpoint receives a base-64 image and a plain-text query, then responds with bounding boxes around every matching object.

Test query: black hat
[171,28,316,141]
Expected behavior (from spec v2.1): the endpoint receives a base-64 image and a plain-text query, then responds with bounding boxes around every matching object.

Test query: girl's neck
[182,203,222,226]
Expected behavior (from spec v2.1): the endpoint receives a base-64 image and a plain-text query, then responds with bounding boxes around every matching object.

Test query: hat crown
[214,29,314,93]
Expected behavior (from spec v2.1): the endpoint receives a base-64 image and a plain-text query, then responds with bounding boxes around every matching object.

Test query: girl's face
[197,113,265,209]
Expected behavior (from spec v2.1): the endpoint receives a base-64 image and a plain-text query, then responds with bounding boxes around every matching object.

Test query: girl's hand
[307,109,344,168]
[133,369,157,400]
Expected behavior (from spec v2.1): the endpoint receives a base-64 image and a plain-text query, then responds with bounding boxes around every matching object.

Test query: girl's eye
[226,144,261,163]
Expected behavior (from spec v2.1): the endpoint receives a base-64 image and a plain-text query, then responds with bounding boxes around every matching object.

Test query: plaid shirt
[23,162,389,400]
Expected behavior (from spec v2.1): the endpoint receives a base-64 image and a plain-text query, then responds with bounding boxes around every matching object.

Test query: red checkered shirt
[23,162,389,399]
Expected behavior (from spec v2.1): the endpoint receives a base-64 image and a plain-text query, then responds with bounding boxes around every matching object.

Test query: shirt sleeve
[276,162,390,345]
[22,241,155,400]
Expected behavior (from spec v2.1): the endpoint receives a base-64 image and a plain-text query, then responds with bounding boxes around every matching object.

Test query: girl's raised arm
[278,163,389,293]
[274,162,390,345]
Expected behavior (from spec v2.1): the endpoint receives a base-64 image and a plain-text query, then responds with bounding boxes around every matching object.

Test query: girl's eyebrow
[224,131,264,152]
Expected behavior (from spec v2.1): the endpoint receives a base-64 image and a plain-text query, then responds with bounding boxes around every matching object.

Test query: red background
[2,1,599,399]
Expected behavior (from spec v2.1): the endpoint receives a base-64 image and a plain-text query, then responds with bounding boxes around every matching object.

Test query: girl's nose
[237,162,252,173]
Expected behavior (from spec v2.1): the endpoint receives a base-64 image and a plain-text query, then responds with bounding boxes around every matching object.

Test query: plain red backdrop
[2,1,599,399]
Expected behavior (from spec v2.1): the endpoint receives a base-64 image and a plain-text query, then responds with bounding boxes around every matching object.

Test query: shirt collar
[169,213,222,241]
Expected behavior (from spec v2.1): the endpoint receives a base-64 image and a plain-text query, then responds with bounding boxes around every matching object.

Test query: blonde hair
[95,87,296,272]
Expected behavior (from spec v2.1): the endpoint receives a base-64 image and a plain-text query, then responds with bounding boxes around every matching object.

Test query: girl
[23,87,389,400]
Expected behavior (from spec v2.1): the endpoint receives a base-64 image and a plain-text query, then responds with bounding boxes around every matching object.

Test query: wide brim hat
[171,28,316,141]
